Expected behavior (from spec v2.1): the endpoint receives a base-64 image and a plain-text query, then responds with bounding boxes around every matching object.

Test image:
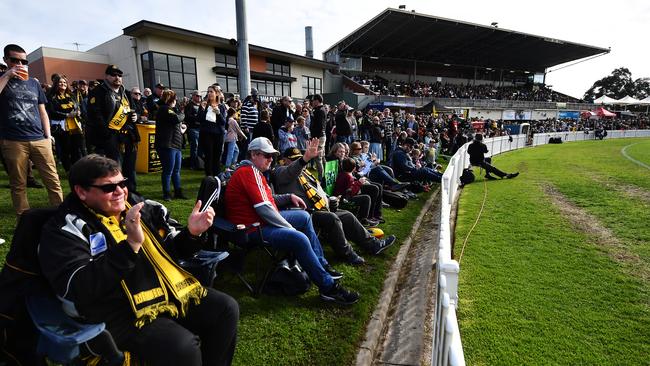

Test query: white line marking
[621,143,650,170]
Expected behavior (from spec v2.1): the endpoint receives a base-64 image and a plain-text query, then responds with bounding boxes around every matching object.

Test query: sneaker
[370,235,396,255]
[162,192,172,201]
[381,201,390,208]
[506,172,519,179]
[323,264,343,280]
[389,182,410,191]
[345,252,366,265]
[320,282,360,305]
[372,216,386,224]
[485,174,498,180]
[361,218,379,227]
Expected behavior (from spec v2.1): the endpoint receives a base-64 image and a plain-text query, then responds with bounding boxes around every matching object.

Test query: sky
[2,0,649,99]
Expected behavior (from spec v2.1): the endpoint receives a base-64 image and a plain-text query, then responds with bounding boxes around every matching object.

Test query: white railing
[432,129,650,366]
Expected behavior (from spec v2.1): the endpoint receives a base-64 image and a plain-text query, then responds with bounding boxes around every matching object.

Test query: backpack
[383,191,409,209]
[263,259,312,296]
[460,168,475,186]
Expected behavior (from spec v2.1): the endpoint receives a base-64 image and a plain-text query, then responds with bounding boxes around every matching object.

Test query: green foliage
[455,138,650,365]
[0,157,431,365]
[583,67,650,101]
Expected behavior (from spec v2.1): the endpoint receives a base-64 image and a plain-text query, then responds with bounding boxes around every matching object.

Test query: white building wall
[467,109,503,120]
[89,35,140,89]
[290,63,324,98]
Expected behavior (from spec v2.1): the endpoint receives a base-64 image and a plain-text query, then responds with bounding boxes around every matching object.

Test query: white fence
[432,130,650,366]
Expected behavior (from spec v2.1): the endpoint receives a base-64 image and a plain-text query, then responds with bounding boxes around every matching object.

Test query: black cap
[474,133,483,141]
[404,137,417,146]
[105,65,123,76]
[155,83,165,89]
[77,79,87,85]
[282,147,303,160]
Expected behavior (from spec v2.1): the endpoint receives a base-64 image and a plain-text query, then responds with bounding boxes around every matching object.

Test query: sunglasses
[87,178,128,193]
[132,92,142,95]
[8,56,28,65]
[256,152,274,159]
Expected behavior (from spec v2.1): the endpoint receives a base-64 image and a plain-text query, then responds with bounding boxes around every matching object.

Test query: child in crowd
[335,158,383,227]
[225,107,247,169]
[294,116,310,150]
[278,117,297,153]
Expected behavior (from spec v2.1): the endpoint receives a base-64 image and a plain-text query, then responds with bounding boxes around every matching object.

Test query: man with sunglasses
[39,154,239,365]
[87,65,139,191]
[225,137,360,305]
[0,43,64,215]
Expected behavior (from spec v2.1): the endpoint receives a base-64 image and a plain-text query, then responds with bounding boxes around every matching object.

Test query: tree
[583,67,636,101]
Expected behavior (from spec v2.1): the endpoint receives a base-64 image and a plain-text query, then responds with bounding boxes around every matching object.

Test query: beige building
[28,20,336,100]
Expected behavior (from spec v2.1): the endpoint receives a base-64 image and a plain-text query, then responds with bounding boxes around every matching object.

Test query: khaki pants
[0,139,63,215]
[316,136,326,178]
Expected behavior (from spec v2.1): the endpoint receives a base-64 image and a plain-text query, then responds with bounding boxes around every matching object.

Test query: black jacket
[310,105,326,138]
[467,140,488,165]
[252,121,275,141]
[198,104,227,135]
[184,102,202,129]
[335,109,352,136]
[155,105,184,150]
[38,193,203,325]
[271,104,290,134]
[87,82,125,131]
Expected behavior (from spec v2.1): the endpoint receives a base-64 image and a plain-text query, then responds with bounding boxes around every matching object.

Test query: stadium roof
[324,8,610,73]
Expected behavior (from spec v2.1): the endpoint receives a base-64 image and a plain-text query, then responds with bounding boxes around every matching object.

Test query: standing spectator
[270,96,292,138]
[155,89,187,201]
[240,88,260,138]
[309,94,327,177]
[369,116,384,162]
[184,91,203,170]
[0,44,63,215]
[198,85,227,176]
[224,107,246,169]
[142,87,152,98]
[145,83,164,119]
[252,109,274,142]
[335,101,352,144]
[381,108,394,158]
[47,75,85,172]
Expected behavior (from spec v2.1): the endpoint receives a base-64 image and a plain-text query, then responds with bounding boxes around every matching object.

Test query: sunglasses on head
[87,178,128,193]
[8,56,28,65]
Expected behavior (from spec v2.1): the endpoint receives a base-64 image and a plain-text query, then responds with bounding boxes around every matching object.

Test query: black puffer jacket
[155,105,184,150]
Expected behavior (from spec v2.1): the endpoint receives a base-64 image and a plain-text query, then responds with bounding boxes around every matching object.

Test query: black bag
[383,191,409,209]
[549,137,563,144]
[460,168,475,186]
[263,259,311,296]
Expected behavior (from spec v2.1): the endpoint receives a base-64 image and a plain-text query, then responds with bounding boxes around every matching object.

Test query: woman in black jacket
[155,89,186,201]
[47,75,86,171]
[198,85,227,176]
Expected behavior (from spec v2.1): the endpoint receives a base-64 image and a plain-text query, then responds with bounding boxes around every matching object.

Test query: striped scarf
[297,170,328,211]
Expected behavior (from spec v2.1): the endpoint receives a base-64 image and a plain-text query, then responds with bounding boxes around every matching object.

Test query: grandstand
[322,8,610,117]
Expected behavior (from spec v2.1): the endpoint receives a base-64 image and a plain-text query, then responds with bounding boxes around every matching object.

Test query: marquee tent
[593,95,619,105]
[593,107,616,117]
[617,95,641,105]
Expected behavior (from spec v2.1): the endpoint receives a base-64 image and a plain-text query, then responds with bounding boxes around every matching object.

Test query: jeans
[336,135,352,144]
[157,147,182,193]
[187,128,200,169]
[402,167,443,183]
[260,210,334,291]
[368,165,399,186]
[224,141,239,168]
[0,138,64,215]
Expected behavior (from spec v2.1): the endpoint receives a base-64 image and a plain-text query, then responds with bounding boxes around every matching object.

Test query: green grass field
[0,154,430,365]
[454,138,650,365]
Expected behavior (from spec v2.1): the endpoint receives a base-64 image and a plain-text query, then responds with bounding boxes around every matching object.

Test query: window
[302,76,322,97]
[141,52,197,97]
[250,79,290,97]
[215,49,237,69]
[215,74,239,93]
[266,59,290,77]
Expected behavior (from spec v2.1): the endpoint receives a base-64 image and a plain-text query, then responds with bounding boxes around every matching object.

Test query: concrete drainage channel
[356,189,441,366]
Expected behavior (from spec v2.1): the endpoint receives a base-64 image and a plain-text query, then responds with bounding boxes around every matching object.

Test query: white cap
[248,137,279,155]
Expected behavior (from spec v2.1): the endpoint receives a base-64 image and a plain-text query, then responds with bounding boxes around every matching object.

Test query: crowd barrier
[431,129,650,366]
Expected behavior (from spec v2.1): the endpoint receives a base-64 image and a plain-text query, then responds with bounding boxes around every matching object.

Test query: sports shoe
[345,252,366,265]
[506,172,519,179]
[372,216,386,224]
[26,177,43,188]
[485,174,498,180]
[389,182,410,191]
[361,218,379,227]
[370,235,396,255]
[320,282,360,305]
[323,264,343,280]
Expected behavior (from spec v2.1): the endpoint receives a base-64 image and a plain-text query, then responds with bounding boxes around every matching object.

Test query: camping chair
[197,176,282,297]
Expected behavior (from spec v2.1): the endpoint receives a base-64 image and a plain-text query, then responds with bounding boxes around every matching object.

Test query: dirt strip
[588,174,650,205]
[543,184,650,284]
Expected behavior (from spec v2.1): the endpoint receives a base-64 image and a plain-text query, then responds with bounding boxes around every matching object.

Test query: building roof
[123,20,336,69]
[324,8,610,73]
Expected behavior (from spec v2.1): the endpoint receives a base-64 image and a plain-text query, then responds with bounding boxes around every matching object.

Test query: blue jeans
[157,147,182,193]
[260,210,334,291]
[224,141,239,168]
[337,135,352,144]
[187,128,200,169]
[405,167,442,183]
[368,165,398,186]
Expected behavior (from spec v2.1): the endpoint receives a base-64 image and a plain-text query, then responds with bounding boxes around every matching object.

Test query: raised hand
[187,200,215,236]
[303,138,320,162]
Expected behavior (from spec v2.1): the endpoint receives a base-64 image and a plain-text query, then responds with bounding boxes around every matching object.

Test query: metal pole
[235,0,251,97]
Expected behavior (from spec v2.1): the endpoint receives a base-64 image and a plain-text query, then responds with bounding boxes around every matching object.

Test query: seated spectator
[225,137,360,305]
[349,141,407,191]
[38,154,239,365]
[391,138,442,183]
[334,158,383,227]
[467,134,519,180]
[273,142,396,264]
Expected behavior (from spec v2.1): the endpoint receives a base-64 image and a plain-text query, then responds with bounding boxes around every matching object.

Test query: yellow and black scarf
[96,203,206,329]
[107,94,131,131]
[298,170,328,211]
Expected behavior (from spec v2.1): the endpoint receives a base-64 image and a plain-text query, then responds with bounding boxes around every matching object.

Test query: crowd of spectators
[350,74,581,103]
